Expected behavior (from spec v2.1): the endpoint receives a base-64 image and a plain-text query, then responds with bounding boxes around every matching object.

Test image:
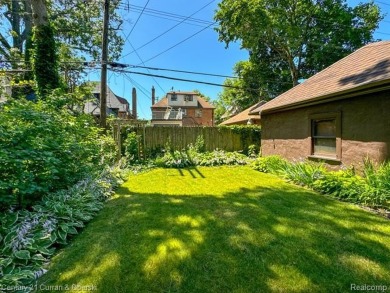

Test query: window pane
[313,138,336,156]
[314,120,335,137]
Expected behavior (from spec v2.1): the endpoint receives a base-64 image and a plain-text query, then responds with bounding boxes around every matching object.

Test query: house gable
[85,82,130,118]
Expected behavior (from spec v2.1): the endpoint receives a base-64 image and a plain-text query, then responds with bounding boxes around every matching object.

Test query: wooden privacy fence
[115,125,261,159]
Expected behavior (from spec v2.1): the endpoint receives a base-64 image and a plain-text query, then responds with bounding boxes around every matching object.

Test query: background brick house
[260,41,390,167]
[151,91,215,126]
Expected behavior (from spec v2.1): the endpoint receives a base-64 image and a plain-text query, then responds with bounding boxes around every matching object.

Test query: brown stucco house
[151,91,215,126]
[260,41,390,167]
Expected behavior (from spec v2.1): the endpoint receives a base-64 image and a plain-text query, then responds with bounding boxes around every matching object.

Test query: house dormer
[167,92,198,107]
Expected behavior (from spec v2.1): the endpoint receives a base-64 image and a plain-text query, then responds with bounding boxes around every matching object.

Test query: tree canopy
[214,0,383,112]
[0,0,124,65]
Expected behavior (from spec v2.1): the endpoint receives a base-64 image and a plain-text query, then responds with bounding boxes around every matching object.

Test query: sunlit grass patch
[39,166,390,293]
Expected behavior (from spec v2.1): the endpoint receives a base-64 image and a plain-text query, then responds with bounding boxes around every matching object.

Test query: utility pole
[100,0,110,128]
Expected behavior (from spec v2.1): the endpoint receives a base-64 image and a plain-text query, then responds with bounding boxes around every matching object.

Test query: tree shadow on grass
[38,172,390,293]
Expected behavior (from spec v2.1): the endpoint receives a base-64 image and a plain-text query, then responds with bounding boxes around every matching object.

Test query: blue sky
[87,0,390,119]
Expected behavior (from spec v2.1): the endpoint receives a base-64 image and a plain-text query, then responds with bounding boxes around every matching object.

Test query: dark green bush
[0,167,121,288]
[219,125,261,155]
[154,148,248,168]
[251,155,289,174]
[252,156,390,209]
[282,160,326,188]
[194,135,206,153]
[124,132,141,162]
[312,170,364,202]
[0,99,116,209]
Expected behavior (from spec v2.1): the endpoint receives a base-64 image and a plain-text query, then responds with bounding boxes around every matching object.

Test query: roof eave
[261,79,390,115]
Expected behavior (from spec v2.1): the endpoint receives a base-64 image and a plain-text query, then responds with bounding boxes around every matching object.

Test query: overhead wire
[122,0,150,47]
[109,67,264,91]
[139,22,216,65]
[119,0,216,60]
[122,73,151,118]
[127,41,166,94]
[117,3,216,27]
[114,63,238,79]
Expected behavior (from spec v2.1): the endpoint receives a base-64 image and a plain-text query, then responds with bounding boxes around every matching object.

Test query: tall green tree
[215,0,382,108]
[30,0,60,97]
[0,0,123,66]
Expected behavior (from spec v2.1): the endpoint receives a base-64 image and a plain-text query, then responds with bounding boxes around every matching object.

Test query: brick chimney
[132,87,137,119]
[151,86,155,106]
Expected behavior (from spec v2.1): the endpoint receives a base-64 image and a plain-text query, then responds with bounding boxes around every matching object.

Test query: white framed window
[309,112,341,160]
[184,95,193,102]
[195,109,202,118]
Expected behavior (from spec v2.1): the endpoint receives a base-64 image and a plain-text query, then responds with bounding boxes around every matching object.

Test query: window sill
[308,155,341,165]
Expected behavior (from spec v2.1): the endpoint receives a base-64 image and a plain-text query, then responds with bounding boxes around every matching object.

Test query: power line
[376,31,390,36]
[122,73,151,118]
[109,68,261,92]
[120,0,216,60]
[140,22,216,65]
[375,0,390,6]
[123,0,150,43]
[117,3,216,27]
[123,73,151,99]
[114,63,238,79]
[127,41,166,94]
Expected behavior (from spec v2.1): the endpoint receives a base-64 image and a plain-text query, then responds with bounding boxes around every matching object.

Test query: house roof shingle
[261,41,390,114]
[219,101,266,125]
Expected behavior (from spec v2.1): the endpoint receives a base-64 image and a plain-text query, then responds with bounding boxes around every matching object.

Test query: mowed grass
[39,166,390,293]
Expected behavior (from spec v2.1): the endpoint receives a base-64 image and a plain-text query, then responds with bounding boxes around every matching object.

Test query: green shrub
[251,156,289,174]
[218,125,261,154]
[194,135,206,153]
[360,159,390,207]
[193,150,248,166]
[155,150,193,168]
[247,144,259,158]
[154,149,248,168]
[312,170,364,202]
[252,156,390,209]
[0,99,117,209]
[0,168,121,289]
[124,132,141,163]
[282,160,325,188]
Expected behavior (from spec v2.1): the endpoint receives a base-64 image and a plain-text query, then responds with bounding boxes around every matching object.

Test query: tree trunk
[287,54,299,86]
[31,0,48,26]
[30,0,60,97]
[11,0,22,53]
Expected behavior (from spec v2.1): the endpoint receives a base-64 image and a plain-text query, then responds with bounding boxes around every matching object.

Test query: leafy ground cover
[252,156,390,211]
[0,168,122,289]
[38,166,390,292]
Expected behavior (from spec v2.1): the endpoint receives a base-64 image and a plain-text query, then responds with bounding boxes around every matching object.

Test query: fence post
[117,121,122,161]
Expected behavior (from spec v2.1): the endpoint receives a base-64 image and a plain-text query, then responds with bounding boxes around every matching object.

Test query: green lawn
[38,166,390,293]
